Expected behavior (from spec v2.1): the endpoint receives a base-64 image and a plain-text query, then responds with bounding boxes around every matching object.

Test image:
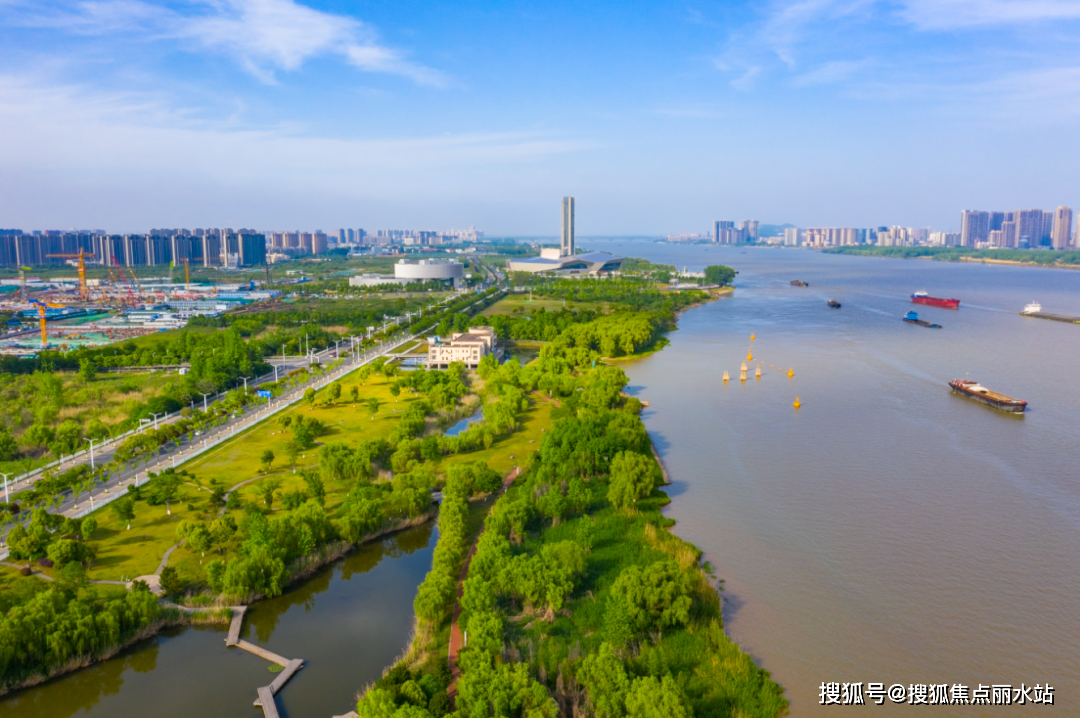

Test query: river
[600,241,1080,716]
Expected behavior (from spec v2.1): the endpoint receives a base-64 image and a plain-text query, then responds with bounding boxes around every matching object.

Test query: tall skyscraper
[960,210,990,247]
[561,196,575,257]
[1015,209,1044,248]
[1051,206,1073,249]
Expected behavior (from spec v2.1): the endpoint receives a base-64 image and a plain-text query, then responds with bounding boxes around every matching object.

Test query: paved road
[0,286,506,551]
[0,334,417,549]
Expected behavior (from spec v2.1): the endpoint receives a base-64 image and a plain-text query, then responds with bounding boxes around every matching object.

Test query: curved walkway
[447,465,520,705]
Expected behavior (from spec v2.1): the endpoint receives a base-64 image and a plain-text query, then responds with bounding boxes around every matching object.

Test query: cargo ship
[911,291,960,309]
[949,379,1027,413]
[903,311,941,328]
[1020,302,1080,324]
[827,299,841,308]
[791,280,809,287]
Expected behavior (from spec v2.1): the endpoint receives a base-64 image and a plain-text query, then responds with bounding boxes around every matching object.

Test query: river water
[599,241,1080,716]
[1,522,438,718]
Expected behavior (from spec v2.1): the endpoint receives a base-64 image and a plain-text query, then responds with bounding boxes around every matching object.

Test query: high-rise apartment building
[561,196,575,257]
[1014,209,1044,248]
[960,210,990,247]
[714,220,734,243]
[1051,206,1073,249]
[784,227,799,246]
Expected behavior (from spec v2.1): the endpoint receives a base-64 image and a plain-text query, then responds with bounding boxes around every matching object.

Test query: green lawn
[65,363,553,584]
[480,295,603,316]
[439,401,553,477]
[84,483,213,581]
[181,373,417,490]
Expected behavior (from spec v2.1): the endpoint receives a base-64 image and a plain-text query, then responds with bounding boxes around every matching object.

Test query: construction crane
[182,258,191,288]
[45,249,92,301]
[29,299,66,348]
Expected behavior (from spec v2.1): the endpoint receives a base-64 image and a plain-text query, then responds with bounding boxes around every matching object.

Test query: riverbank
[0,605,231,698]
[354,288,787,718]
[825,244,1080,269]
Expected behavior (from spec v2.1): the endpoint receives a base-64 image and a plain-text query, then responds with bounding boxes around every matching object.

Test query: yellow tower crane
[46,249,93,301]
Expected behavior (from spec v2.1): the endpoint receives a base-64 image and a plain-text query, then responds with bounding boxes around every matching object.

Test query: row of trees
[0,581,162,691]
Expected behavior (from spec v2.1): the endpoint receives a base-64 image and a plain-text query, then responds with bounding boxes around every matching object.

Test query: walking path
[446,465,520,705]
[223,604,306,718]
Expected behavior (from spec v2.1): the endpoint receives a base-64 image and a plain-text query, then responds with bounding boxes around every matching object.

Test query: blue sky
[2,0,1080,234]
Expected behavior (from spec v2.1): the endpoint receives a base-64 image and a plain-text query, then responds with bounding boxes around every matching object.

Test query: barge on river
[903,311,941,328]
[1020,302,1080,324]
[949,379,1027,413]
[791,280,809,287]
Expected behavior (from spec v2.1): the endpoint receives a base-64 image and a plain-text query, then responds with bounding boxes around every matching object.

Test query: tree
[260,478,283,509]
[367,397,381,416]
[112,497,136,530]
[579,642,630,718]
[703,264,736,287]
[624,675,691,718]
[188,526,213,557]
[304,387,317,406]
[609,560,692,635]
[159,565,185,596]
[349,385,360,403]
[607,451,656,509]
[285,440,300,469]
[80,517,97,540]
[21,423,54,452]
[78,357,98,382]
[303,471,326,506]
[327,382,342,404]
[0,426,18,461]
[260,449,275,473]
[147,472,182,515]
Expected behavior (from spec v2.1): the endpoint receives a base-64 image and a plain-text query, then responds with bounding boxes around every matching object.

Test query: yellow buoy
[722,371,729,382]
[794,397,801,408]
[747,352,753,361]
[750,333,755,341]
[787,368,794,377]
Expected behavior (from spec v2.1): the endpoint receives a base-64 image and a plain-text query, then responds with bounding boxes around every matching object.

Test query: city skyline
[2,1,1080,233]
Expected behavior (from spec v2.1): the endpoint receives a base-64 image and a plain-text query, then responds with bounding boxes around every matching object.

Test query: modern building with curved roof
[505,249,623,274]
[505,196,622,274]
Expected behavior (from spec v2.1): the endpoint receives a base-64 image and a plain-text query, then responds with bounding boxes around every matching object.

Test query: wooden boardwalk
[236,640,290,667]
[225,606,246,646]
[256,687,279,718]
[223,604,304,718]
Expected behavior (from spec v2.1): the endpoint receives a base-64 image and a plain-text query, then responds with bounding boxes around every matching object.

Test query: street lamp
[200,392,213,412]
[240,376,250,392]
[0,472,11,503]
[83,437,100,470]
[151,412,166,430]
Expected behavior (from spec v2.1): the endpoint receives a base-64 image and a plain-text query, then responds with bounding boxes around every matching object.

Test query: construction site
[0,254,280,356]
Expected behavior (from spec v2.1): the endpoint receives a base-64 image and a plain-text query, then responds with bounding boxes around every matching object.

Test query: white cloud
[0,73,586,181]
[898,0,1080,30]
[10,0,446,85]
[792,59,869,85]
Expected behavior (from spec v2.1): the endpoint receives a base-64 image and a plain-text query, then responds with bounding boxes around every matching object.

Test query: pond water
[2,522,438,718]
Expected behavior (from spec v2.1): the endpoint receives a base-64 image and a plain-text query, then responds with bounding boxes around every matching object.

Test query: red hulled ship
[911,291,960,309]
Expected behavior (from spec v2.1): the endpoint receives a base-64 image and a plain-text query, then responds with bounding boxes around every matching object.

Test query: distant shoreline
[824,245,1080,271]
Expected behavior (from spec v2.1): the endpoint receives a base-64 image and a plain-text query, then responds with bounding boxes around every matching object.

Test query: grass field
[480,294,603,316]
[62,363,555,584]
